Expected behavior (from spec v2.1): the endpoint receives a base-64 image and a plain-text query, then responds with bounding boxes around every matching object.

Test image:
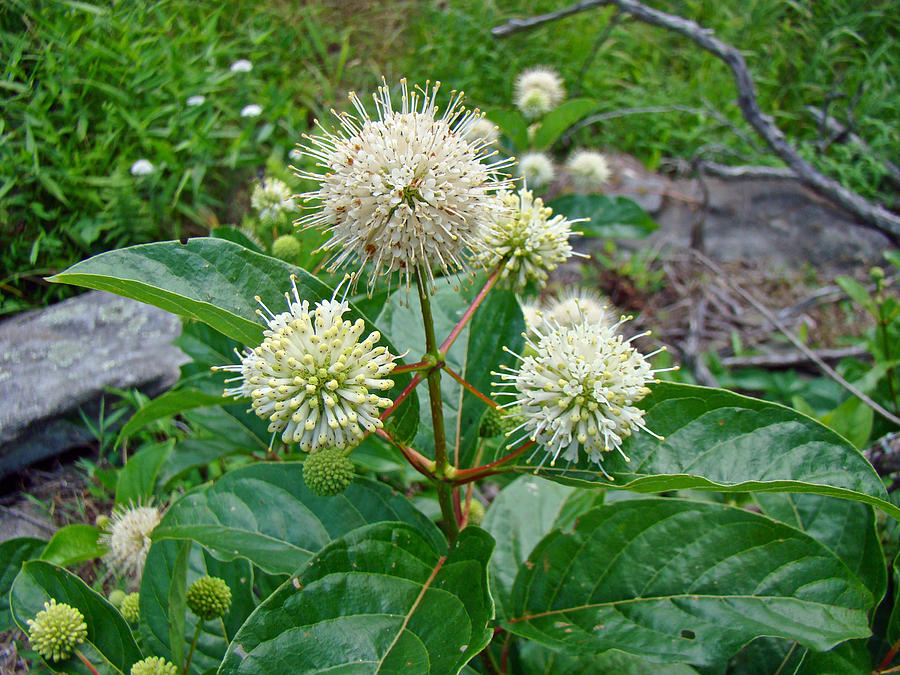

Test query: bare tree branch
[493,0,900,241]
[720,345,869,370]
[699,162,796,180]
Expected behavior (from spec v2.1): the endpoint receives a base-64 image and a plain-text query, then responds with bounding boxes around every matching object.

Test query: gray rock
[0,291,188,479]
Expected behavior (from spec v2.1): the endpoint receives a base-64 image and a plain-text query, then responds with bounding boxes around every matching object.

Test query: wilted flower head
[99,502,162,580]
[514,66,565,118]
[26,599,87,662]
[251,177,298,222]
[216,275,396,452]
[495,312,670,476]
[567,150,611,192]
[519,152,555,188]
[130,159,154,176]
[478,188,584,290]
[295,78,514,293]
[240,104,262,118]
[464,116,500,145]
[229,59,253,73]
[186,95,206,107]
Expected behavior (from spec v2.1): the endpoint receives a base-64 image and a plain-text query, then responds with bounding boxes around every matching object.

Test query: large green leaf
[218,523,494,675]
[532,98,598,150]
[151,462,444,574]
[547,194,658,239]
[515,640,699,674]
[140,540,256,674]
[0,537,46,631]
[155,437,248,491]
[505,498,875,665]
[114,440,173,506]
[499,382,899,520]
[10,561,142,674]
[485,108,529,151]
[40,524,104,567]
[115,390,226,449]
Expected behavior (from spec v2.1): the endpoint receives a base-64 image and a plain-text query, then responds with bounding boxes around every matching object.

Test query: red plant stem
[453,487,463,526]
[374,429,435,479]
[453,440,536,484]
[75,649,101,675]
[380,372,426,421]
[879,639,900,671]
[438,266,503,354]
[443,366,498,409]
[392,359,432,374]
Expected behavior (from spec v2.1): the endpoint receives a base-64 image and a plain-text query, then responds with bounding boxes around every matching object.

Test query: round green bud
[479,407,504,437]
[108,589,127,609]
[871,266,885,285]
[467,499,486,526]
[271,235,302,262]
[26,599,87,662]
[95,514,111,529]
[186,576,232,621]
[303,447,355,496]
[119,592,140,623]
[131,656,178,675]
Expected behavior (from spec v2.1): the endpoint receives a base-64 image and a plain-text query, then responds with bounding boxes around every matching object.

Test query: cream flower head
[251,177,298,223]
[478,188,584,290]
[519,152,555,188]
[295,78,513,293]
[99,503,162,580]
[567,150,611,192]
[514,67,565,118]
[465,116,500,145]
[544,288,613,329]
[495,313,670,476]
[217,275,397,452]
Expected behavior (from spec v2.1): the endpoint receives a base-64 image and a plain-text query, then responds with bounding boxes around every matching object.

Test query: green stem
[878,310,899,413]
[220,617,229,645]
[183,621,202,675]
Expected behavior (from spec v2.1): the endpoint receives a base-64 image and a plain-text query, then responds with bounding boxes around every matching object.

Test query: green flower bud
[479,407,504,437]
[119,592,140,623]
[466,499,486,526]
[95,514,111,529]
[130,656,178,675]
[871,266,885,282]
[186,576,232,621]
[303,447,355,496]
[271,234,302,262]
[26,599,87,662]
[108,589,127,609]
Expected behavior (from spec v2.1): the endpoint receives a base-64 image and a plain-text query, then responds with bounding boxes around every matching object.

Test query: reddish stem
[452,487,463,527]
[453,440,535,484]
[374,428,435,479]
[878,639,900,671]
[443,365,498,409]
[75,649,101,675]
[380,372,426,421]
[438,266,503,353]
[392,359,432,374]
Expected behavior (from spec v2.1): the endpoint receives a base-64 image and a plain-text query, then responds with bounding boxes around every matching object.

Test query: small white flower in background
[288,148,304,162]
[519,152,555,188]
[99,502,162,580]
[514,66,565,119]
[130,159,154,176]
[464,115,500,145]
[544,288,613,329]
[567,150,611,192]
[495,311,672,476]
[478,187,585,290]
[186,95,206,107]
[251,177,298,223]
[216,275,397,452]
[296,78,514,293]
[240,104,262,118]
[230,59,253,73]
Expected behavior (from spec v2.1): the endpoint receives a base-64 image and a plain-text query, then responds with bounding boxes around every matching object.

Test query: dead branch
[720,345,869,370]
[493,0,900,241]
[699,162,796,180]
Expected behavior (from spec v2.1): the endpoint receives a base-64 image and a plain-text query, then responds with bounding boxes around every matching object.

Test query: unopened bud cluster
[27,599,87,662]
[186,576,232,621]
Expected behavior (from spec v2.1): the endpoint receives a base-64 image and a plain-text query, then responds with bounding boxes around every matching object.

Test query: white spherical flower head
[495,313,671,477]
[514,67,565,118]
[100,503,162,580]
[130,159,154,176]
[240,104,262,118]
[519,152,555,188]
[230,59,253,73]
[186,95,206,107]
[545,288,613,329]
[479,188,585,290]
[251,177,298,223]
[296,78,514,293]
[217,276,397,452]
[464,116,500,145]
[567,150,611,192]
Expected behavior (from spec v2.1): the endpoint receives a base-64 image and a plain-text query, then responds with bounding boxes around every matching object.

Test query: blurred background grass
[2,0,897,313]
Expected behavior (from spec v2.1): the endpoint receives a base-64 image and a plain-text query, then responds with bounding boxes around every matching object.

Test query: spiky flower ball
[295,78,513,292]
[495,313,671,476]
[567,150,611,192]
[464,116,500,145]
[108,589,127,609]
[514,67,565,118]
[186,576,232,621]
[99,503,162,580]
[119,593,140,623]
[217,276,396,452]
[544,289,613,330]
[519,152,555,189]
[251,177,298,223]
[271,234,302,262]
[26,599,87,662]
[478,188,584,290]
[131,656,178,675]
[303,447,355,496]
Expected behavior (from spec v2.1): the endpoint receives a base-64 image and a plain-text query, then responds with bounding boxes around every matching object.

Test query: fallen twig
[721,345,869,370]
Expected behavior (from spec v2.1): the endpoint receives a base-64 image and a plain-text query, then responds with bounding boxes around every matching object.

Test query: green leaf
[115,390,226,450]
[515,639,700,674]
[532,98,598,149]
[40,525,104,567]
[505,498,875,665]
[219,523,494,675]
[0,538,46,631]
[796,639,872,674]
[210,225,265,254]
[140,541,256,674]
[485,108,529,151]
[10,560,142,674]
[818,395,874,450]
[184,404,272,453]
[547,194,658,239]
[114,440,173,506]
[502,382,900,520]
[836,276,878,317]
[888,554,900,645]
[151,462,444,574]
[155,437,246,491]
